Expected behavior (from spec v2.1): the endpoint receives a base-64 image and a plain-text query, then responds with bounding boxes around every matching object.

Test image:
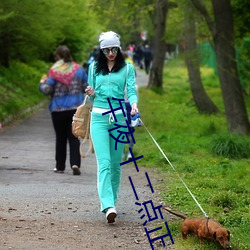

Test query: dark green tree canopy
[0,0,99,66]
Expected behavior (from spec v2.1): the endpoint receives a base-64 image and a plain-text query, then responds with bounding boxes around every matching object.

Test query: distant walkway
[135,68,149,88]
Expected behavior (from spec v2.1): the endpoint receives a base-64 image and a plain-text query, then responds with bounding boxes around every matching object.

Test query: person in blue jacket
[39,45,88,176]
[86,31,139,223]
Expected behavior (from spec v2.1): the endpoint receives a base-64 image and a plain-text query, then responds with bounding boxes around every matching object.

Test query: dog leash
[139,118,209,218]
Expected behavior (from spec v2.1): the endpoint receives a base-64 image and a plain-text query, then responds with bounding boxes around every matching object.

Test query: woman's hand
[131,103,138,116]
[85,86,96,97]
[40,74,47,83]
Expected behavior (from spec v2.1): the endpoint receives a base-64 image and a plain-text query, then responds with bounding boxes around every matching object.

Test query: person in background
[143,44,153,74]
[134,44,144,69]
[88,46,99,64]
[85,31,138,223]
[85,46,100,72]
[123,51,134,66]
[39,45,88,175]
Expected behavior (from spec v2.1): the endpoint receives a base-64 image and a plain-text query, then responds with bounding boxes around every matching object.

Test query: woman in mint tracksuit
[86,31,138,223]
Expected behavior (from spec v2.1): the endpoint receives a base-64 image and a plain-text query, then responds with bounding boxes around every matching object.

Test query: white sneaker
[72,165,81,175]
[127,152,132,160]
[53,168,64,173]
[105,207,117,223]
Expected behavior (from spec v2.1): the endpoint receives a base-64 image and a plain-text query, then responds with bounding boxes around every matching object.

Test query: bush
[210,192,237,209]
[0,60,49,123]
[210,135,250,159]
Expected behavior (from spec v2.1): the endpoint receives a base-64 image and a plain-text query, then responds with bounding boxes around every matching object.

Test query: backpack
[72,95,93,158]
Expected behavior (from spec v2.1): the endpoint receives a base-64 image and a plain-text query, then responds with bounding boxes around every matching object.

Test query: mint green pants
[90,111,127,212]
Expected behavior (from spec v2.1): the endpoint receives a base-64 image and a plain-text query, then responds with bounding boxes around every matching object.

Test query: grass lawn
[133,58,250,250]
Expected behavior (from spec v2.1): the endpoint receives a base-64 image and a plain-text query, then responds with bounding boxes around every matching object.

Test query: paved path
[0,103,153,223]
[0,71,174,249]
[135,68,149,88]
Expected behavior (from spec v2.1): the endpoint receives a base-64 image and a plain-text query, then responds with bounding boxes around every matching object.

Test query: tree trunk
[147,0,169,90]
[212,0,250,134]
[184,4,218,114]
[191,0,250,134]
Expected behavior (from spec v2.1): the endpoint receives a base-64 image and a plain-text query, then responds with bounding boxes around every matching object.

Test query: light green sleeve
[87,62,95,101]
[126,63,138,105]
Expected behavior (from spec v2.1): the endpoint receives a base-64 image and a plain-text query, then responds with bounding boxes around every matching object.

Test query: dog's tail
[162,206,187,220]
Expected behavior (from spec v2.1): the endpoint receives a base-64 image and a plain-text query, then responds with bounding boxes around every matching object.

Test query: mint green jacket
[87,62,138,109]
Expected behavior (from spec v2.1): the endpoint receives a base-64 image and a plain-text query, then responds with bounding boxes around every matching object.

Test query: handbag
[72,95,93,158]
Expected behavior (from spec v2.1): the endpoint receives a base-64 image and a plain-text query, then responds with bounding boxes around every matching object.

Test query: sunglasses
[102,47,119,55]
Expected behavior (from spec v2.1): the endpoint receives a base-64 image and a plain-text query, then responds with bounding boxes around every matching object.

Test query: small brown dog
[162,206,231,249]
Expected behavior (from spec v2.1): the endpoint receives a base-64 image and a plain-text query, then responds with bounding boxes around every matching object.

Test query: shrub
[210,135,250,159]
[210,192,237,209]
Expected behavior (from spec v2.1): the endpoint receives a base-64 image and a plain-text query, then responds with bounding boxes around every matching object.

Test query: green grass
[133,58,250,249]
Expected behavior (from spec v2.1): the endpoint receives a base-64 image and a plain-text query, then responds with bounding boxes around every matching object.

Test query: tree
[184,1,218,114]
[232,0,250,40]
[232,0,250,96]
[191,0,250,134]
[91,0,155,48]
[0,0,98,66]
[148,0,177,89]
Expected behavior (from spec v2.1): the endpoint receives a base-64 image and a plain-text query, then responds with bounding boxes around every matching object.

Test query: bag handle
[83,94,88,105]
[79,137,94,158]
[79,96,94,158]
[79,113,94,158]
